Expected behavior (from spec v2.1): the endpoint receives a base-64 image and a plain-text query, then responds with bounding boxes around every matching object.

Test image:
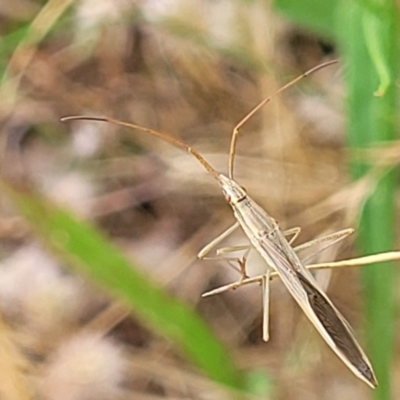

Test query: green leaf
[0,179,245,392]
[273,0,399,397]
[336,1,399,398]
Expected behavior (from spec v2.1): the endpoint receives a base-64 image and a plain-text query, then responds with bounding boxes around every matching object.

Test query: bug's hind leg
[198,222,240,260]
[262,270,271,342]
[202,275,264,297]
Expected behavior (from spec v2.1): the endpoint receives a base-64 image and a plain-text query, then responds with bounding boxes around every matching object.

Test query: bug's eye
[224,194,231,202]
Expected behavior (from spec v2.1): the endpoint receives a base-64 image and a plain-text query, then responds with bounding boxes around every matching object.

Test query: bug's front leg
[198,221,253,280]
[197,222,240,261]
[201,275,264,297]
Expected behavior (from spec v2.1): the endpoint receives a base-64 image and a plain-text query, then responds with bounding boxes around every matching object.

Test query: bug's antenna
[228,59,338,179]
[61,116,221,181]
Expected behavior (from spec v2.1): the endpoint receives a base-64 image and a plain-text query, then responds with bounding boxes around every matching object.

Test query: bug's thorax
[218,173,279,245]
[218,174,247,205]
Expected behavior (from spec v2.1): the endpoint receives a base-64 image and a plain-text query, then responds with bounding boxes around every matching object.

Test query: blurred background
[0,1,398,399]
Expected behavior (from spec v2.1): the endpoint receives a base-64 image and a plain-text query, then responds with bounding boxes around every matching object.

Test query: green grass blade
[273,0,336,38]
[264,0,399,395]
[0,179,245,392]
[0,0,74,113]
[336,2,399,398]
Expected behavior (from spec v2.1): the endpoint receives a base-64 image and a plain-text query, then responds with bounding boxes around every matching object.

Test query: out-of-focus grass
[0,178,247,394]
[274,0,399,398]
[0,0,74,114]
[273,0,336,38]
[337,3,398,399]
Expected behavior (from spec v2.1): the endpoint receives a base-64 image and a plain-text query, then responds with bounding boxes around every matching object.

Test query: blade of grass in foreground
[0,179,247,393]
[272,0,398,396]
[337,1,399,399]
[0,0,74,115]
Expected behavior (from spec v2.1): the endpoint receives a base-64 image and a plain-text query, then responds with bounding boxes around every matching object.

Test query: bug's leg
[262,270,271,342]
[204,227,301,291]
[267,249,400,280]
[198,222,240,260]
[203,249,400,299]
[283,227,301,245]
[306,251,400,272]
[202,275,264,297]
[293,228,354,253]
[198,221,254,278]
[201,228,301,298]
[200,247,254,298]
[224,247,252,281]
[293,228,355,264]
[216,226,298,279]
[217,245,252,259]
[201,244,253,276]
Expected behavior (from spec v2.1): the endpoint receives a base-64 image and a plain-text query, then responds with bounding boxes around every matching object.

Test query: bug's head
[218,174,247,204]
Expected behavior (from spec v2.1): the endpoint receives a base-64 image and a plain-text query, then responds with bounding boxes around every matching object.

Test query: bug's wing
[263,240,377,388]
[295,271,377,388]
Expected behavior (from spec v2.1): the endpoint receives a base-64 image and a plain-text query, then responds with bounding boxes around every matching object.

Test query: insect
[62,60,379,388]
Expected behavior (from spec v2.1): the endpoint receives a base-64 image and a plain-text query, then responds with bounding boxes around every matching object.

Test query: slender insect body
[219,172,377,388]
[62,59,383,389]
[218,174,278,239]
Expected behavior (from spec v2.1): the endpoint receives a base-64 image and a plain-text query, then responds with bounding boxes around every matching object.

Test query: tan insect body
[219,173,377,387]
[62,59,382,388]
